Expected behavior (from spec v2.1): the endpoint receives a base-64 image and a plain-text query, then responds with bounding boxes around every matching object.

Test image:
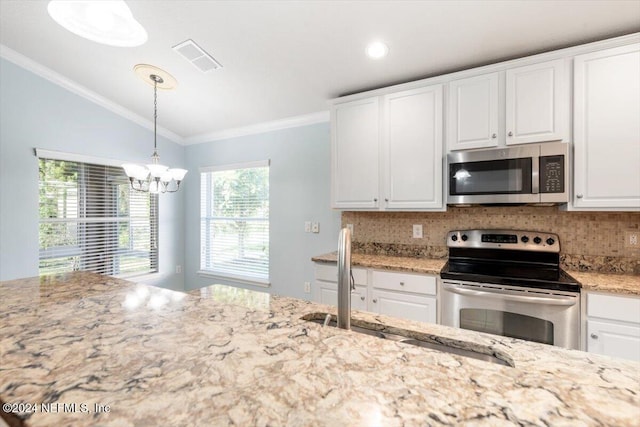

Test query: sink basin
[303,314,512,367]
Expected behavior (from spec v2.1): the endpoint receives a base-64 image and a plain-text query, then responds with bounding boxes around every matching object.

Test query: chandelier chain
[153,78,158,152]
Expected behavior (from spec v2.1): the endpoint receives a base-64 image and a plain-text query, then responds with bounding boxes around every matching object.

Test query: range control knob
[451,235,458,242]
[533,236,542,244]
[546,238,555,246]
[461,234,468,242]
[521,236,529,243]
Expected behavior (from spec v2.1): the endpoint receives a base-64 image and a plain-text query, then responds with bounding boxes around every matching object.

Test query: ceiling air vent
[172,39,222,73]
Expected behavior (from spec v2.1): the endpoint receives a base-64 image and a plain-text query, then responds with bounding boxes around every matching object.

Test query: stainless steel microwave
[447,142,569,205]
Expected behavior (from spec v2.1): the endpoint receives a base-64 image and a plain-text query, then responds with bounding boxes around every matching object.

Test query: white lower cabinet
[370,289,436,324]
[586,292,640,362]
[315,264,368,310]
[313,263,437,325]
[371,270,437,323]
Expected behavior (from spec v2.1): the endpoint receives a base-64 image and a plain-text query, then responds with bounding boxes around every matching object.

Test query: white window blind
[200,161,269,282]
[38,157,158,277]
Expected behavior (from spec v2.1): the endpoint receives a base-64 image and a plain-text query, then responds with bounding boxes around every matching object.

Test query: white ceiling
[1,0,639,144]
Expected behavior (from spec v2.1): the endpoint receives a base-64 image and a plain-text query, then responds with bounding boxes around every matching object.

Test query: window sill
[197,270,271,288]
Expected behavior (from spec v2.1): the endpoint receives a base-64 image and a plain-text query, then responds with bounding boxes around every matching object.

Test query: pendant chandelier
[123,64,187,194]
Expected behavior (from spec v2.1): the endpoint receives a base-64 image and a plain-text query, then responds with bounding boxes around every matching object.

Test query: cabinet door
[382,85,444,210]
[587,320,640,362]
[316,280,338,306]
[505,59,568,145]
[573,44,640,209]
[448,73,499,150]
[371,289,436,324]
[315,281,368,311]
[331,97,380,209]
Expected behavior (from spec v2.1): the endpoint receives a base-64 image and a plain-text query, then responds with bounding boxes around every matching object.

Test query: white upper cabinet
[382,85,443,210]
[447,73,500,150]
[448,59,569,151]
[505,59,568,145]
[572,44,640,210]
[331,97,380,209]
[331,86,445,211]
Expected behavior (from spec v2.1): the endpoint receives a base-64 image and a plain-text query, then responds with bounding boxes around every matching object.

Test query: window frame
[198,160,271,287]
[36,149,159,278]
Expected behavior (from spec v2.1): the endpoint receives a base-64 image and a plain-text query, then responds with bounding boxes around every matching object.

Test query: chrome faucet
[337,227,354,329]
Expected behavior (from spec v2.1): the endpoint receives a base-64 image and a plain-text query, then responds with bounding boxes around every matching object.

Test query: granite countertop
[311,251,447,275]
[312,252,640,296]
[1,272,639,426]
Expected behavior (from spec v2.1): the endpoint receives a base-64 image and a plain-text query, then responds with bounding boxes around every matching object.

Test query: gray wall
[0,58,185,290]
[183,123,340,299]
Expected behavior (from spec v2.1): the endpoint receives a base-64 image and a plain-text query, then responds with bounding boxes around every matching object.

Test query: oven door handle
[442,283,578,306]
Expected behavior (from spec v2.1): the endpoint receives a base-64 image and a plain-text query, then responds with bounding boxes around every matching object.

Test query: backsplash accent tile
[342,207,640,274]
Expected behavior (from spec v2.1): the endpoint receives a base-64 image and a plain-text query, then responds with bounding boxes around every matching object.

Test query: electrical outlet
[304,221,311,233]
[312,222,319,233]
[304,282,311,293]
[412,224,423,239]
[175,265,182,274]
[625,231,639,248]
[346,224,354,235]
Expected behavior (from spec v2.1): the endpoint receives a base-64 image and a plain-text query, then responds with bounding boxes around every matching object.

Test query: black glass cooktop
[440,248,581,293]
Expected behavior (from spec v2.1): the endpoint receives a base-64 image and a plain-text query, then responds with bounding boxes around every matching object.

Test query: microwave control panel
[539,155,565,193]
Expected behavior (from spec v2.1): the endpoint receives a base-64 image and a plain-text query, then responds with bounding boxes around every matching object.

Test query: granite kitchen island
[1,272,639,426]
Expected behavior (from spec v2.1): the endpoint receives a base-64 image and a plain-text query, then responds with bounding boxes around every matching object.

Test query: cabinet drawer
[314,264,366,285]
[587,293,640,324]
[371,270,436,295]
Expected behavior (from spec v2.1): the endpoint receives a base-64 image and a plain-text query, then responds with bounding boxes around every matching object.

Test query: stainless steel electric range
[440,229,581,349]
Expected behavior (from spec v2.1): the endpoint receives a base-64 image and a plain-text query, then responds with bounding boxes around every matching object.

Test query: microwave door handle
[531,156,539,194]
[443,283,577,306]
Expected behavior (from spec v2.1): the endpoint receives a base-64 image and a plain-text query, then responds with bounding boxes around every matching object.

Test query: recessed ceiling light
[366,41,389,59]
[47,0,147,47]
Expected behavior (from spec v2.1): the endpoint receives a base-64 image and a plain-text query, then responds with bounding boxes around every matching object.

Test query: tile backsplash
[342,207,640,274]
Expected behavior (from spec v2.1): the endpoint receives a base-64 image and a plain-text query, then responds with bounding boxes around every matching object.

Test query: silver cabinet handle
[491,133,497,139]
[360,296,365,301]
[373,298,378,303]
[399,282,405,286]
[508,131,513,137]
[590,333,598,340]
[576,194,583,199]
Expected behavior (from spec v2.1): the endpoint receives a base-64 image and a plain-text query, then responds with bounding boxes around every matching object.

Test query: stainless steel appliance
[447,142,569,205]
[440,229,581,349]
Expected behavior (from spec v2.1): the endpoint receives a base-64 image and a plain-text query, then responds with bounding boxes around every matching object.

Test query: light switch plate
[312,222,319,233]
[304,221,311,233]
[412,224,423,239]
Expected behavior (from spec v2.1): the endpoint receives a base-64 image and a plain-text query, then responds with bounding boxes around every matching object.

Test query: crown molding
[183,110,330,145]
[0,44,184,144]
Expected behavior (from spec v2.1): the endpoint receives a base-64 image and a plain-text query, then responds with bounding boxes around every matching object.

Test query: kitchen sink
[303,313,512,367]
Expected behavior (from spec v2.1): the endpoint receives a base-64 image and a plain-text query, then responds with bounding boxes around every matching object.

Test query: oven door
[447,145,540,204]
[441,280,580,349]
